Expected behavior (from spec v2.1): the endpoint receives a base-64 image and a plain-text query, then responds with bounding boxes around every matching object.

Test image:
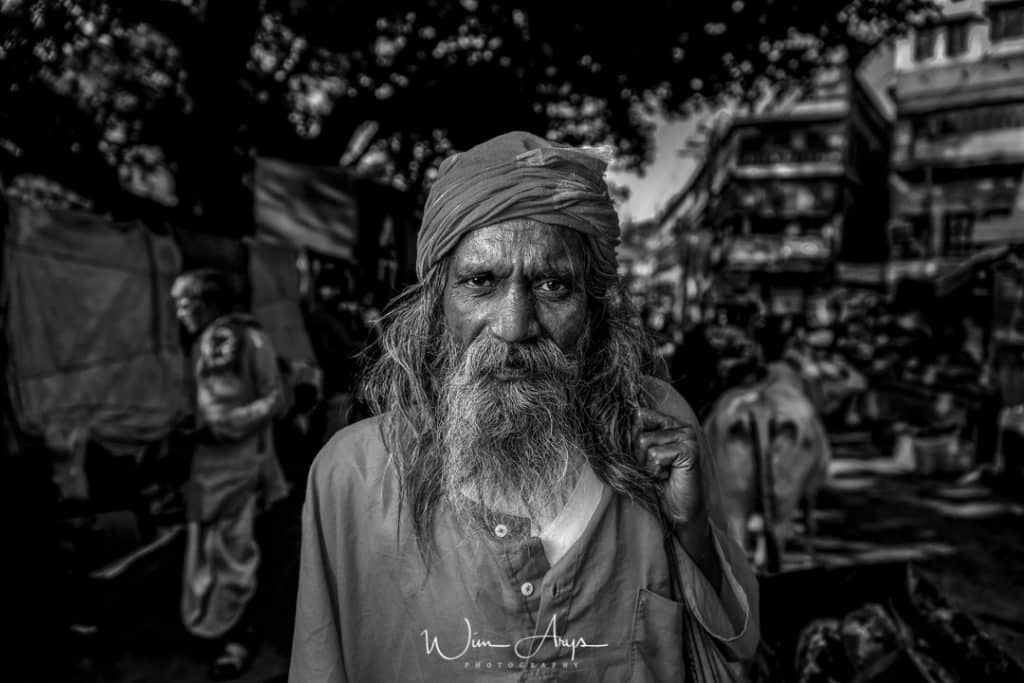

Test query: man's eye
[537,279,570,294]
[463,275,494,289]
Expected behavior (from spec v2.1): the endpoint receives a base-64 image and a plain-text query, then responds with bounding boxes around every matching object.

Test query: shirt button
[520,582,535,597]
[494,524,508,538]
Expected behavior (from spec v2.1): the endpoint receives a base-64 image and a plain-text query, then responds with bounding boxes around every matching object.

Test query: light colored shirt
[536,465,604,566]
[186,313,288,523]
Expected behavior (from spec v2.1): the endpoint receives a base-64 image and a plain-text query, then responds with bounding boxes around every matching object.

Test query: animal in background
[705,361,831,572]
[783,345,868,426]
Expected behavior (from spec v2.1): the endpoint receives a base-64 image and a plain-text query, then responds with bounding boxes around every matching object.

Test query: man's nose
[491,286,539,343]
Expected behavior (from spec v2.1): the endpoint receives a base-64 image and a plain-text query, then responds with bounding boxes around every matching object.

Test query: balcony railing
[737,149,844,166]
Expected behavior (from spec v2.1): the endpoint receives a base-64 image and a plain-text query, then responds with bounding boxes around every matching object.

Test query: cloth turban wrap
[416,131,621,281]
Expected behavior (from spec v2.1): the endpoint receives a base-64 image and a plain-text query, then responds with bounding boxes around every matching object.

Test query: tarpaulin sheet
[254,157,358,262]
[248,240,317,364]
[2,199,186,454]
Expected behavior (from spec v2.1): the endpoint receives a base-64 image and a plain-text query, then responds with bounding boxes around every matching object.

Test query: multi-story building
[891,0,1024,257]
[646,49,895,324]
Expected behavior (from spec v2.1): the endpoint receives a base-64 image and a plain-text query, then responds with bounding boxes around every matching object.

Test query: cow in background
[706,361,831,572]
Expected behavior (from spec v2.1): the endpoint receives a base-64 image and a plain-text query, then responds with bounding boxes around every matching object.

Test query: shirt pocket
[630,588,687,683]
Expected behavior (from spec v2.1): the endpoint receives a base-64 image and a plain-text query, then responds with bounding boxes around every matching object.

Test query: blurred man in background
[171,269,289,680]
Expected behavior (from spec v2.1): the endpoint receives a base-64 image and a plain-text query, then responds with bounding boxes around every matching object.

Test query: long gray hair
[361,250,661,560]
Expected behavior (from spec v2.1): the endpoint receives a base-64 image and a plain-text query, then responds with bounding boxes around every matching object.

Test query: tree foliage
[0,0,934,231]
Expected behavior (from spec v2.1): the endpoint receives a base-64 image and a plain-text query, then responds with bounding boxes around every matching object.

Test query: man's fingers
[646,444,678,479]
[633,408,704,481]
[636,427,695,452]
[635,407,682,433]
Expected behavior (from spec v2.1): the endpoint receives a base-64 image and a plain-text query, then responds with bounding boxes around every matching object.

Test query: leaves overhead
[0,0,934,226]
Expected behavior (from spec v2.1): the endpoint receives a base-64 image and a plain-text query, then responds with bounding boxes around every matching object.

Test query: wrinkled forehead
[447,220,589,274]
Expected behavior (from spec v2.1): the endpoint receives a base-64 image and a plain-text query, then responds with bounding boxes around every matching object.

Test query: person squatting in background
[170,269,290,680]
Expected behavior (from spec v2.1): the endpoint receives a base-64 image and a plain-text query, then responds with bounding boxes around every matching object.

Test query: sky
[607,116,702,226]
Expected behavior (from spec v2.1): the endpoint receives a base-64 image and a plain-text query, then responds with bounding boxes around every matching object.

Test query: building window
[913,102,1024,138]
[946,22,970,56]
[990,1,1024,42]
[944,213,974,257]
[914,27,938,61]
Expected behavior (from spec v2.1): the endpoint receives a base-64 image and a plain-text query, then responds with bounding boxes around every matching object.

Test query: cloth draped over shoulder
[416,131,621,280]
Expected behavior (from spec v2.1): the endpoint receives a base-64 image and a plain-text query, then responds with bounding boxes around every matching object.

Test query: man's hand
[633,406,722,593]
[202,391,282,442]
[633,406,706,527]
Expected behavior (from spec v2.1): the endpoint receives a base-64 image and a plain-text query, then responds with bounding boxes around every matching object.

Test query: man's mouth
[492,367,531,381]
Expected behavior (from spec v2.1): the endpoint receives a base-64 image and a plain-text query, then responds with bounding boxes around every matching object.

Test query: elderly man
[290,132,759,681]
[171,269,290,679]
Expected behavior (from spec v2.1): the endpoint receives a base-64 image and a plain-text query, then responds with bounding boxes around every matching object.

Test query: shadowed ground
[58,437,1024,682]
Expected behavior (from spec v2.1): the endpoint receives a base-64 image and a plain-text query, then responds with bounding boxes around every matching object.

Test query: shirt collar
[537,464,605,566]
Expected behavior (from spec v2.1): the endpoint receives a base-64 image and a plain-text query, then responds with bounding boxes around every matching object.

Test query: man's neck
[458,460,606,566]
[459,456,585,531]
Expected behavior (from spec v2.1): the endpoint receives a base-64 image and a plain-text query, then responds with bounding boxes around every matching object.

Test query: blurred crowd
[647,260,1022,483]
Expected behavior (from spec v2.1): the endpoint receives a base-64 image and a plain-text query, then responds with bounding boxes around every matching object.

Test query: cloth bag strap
[662,516,741,683]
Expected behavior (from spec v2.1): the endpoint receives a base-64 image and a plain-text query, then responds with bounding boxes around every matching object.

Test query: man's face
[174,295,213,334]
[437,221,592,523]
[442,221,589,356]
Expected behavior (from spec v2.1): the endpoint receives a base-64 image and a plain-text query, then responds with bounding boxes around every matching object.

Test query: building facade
[644,51,894,325]
[891,0,1024,257]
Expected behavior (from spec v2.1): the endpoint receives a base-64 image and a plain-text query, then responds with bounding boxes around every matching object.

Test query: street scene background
[2,1,1024,681]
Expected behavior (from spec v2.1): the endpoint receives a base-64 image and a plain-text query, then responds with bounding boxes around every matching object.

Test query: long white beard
[437,334,587,530]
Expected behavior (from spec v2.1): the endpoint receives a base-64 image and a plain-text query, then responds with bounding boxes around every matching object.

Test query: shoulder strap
[662,516,739,683]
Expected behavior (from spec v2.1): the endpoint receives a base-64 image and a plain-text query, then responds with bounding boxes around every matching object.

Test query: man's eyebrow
[451,257,497,274]
[451,252,582,278]
[537,261,578,279]
[539,250,584,277]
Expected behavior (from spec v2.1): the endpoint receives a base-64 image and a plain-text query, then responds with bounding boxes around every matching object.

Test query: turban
[416,131,621,280]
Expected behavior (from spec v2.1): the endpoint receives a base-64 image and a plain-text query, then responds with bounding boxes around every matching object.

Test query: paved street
[57,440,1024,682]
[64,493,302,683]
[810,456,1024,668]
